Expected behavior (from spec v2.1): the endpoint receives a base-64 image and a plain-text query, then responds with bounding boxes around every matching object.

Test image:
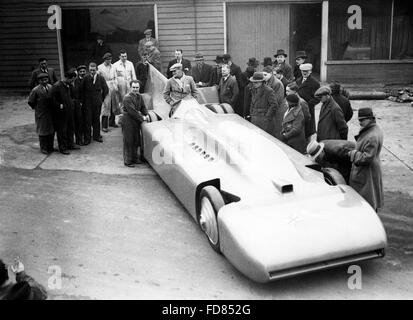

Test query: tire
[197,186,225,253]
[322,167,347,186]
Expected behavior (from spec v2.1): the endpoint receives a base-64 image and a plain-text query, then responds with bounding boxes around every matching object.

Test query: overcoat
[218,75,239,110]
[296,74,320,135]
[266,75,285,107]
[298,96,312,139]
[349,122,384,210]
[29,68,58,89]
[281,105,306,154]
[191,63,213,86]
[274,61,293,81]
[317,97,348,142]
[27,84,54,136]
[250,85,277,134]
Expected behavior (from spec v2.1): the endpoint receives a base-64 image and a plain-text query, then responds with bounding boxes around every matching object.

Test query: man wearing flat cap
[72,65,87,145]
[137,28,159,61]
[191,53,213,87]
[98,52,119,132]
[348,108,384,211]
[296,62,320,138]
[281,94,306,154]
[167,49,192,79]
[315,86,348,142]
[274,49,293,81]
[28,72,55,154]
[163,63,199,116]
[248,72,277,134]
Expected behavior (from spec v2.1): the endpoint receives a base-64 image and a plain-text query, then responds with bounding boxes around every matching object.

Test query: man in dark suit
[296,63,320,138]
[72,65,87,145]
[81,62,109,144]
[218,64,239,111]
[29,58,58,89]
[293,51,309,81]
[223,53,243,118]
[50,69,78,155]
[191,53,213,87]
[166,49,191,78]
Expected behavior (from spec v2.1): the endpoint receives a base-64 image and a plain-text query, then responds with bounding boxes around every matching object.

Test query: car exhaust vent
[272,180,293,194]
[268,249,385,280]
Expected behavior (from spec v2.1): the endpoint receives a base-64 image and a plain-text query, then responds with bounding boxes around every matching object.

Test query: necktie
[93,75,96,84]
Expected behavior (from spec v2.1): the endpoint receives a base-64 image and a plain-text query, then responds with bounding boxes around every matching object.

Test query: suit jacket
[163,75,199,106]
[218,75,239,107]
[50,81,75,121]
[29,67,58,89]
[317,97,348,142]
[191,63,213,86]
[296,75,320,107]
[81,73,109,108]
[281,105,306,154]
[166,58,192,78]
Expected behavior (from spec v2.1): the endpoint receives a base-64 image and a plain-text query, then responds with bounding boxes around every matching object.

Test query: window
[62,6,154,69]
[328,0,392,60]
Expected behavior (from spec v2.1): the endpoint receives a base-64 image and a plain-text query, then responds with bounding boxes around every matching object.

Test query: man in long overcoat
[315,86,348,142]
[122,80,150,167]
[348,108,384,211]
[218,64,239,112]
[81,62,109,144]
[296,63,320,138]
[28,73,54,154]
[50,69,78,154]
[281,94,306,154]
[286,82,311,142]
[249,72,277,135]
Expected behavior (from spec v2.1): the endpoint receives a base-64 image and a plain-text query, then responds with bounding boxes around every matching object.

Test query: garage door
[227,3,290,69]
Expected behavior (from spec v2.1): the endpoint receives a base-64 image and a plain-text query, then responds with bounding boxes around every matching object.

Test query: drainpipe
[194,0,198,52]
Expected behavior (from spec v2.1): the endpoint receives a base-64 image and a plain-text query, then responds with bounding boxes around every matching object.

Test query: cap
[76,65,87,71]
[314,86,332,97]
[144,29,152,35]
[102,52,112,60]
[145,41,153,47]
[286,93,299,105]
[169,63,183,72]
[299,63,313,71]
[37,72,49,80]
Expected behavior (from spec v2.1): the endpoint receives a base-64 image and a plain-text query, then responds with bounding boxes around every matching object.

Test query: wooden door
[227,3,290,70]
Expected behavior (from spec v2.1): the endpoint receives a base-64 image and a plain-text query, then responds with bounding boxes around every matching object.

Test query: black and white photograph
[0,0,412,304]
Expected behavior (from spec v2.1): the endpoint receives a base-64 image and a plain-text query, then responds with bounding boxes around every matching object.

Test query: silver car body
[140,65,387,283]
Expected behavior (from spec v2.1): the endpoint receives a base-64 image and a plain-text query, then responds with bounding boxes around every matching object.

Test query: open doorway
[290,3,322,78]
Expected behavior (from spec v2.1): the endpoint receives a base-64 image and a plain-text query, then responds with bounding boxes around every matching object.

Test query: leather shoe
[110,124,119,128]
[41,149,49,155]
[102,128,109,133]
[93,137,103,143]
[132,159,143,164]
[124,163,135,167]
[60,150,70,155]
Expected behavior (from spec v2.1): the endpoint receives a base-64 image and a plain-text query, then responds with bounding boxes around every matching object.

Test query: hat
[245,66,255,77]
[274,49,287,58]
[169,63,182,72]
[102,52,112,60]
[314,86,332,98]
[249,72,265,82]
[299,63,313,71]
[295,51,308,59]
[194,53,204,61]
[286,94,299,105]
[214,55,224,63]
[222,53,231,61]
[307,140,325,160]
[145,41,153,47]
[144,28,152,35]
[247,57,259,67]
[76,65,87,71]
[262,57,273,67]
[37,72,49,80]
[358,107,375,120]
[330,80,341,93]
[96,33,104,40]
[286,82,299,92]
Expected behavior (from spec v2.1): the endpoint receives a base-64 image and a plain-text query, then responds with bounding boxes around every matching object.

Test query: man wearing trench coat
[349,108,384,211]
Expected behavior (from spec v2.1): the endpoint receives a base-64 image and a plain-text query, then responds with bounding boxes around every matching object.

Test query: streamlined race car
[138,65,387,283]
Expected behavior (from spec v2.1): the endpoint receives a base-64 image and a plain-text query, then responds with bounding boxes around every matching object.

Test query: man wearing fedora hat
[248,72,277,134]
[293,50,309,80]
[348,107,384,211]
[137,28,159,60]
[191,53,213,87]
[281,94,306,154]
[28,72,55,154]
[274,49,293,81]
[315,86,348,142]
[296,62,320,137]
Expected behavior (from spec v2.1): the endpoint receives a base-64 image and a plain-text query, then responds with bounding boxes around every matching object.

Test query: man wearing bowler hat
[274,49,293,81]
[348,108,384,211]
[293,50,309,80]
[191,53,213,87]
[315,86,348,142]
[248,72,277,135]
[28,72,55,154]
[296,62,320,138]
[138,28,159,60]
